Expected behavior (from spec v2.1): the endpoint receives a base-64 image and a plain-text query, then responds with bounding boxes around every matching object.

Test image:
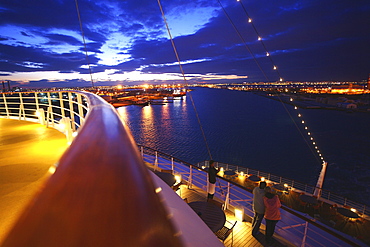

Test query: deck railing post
[188,166,193,189]
[77,93,84,126]
[3,93,9,118]
[35,92,40,113]
[59,92,65,119]
[68,92,76,131]
[141,146,144,158]
[36,108,46,125]
[171,157,174,171]
[46,106,53,127]
[61,117,73,144]
[224,182,230,210]
[301,221,309,247]
[18,93,26,120]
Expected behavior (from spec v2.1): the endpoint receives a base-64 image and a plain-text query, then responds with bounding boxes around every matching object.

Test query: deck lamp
[35,109,46,125]
[175,174,181,184]
[235,207,244,221]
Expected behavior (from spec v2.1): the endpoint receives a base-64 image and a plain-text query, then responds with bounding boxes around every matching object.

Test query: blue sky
[0,0,369,88]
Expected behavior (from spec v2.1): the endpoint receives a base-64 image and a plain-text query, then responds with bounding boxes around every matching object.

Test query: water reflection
[117,106,128,124]
[115,88,370,205]
[140,105,158,145]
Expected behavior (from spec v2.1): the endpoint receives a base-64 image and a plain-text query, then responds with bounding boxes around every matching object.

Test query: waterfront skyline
[1,0,370,88]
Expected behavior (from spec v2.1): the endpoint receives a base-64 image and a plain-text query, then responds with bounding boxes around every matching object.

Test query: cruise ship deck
[0,118,288,247]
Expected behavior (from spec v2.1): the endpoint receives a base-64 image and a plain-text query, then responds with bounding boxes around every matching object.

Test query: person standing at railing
[263,186,281,245]
[252,181,267,237]
[207,160,218,200]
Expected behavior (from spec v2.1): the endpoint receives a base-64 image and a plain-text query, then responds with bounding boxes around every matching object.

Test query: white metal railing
[196,161,369,217]
[140,145,367,247]
[0,91,88,143]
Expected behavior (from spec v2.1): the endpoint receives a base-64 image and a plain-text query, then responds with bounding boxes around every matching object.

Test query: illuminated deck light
[48,166,56,174]
[155,187,162,193]
[175,174,182,184]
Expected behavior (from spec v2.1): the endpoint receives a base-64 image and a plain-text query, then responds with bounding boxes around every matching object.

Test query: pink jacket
[263,193,281,220]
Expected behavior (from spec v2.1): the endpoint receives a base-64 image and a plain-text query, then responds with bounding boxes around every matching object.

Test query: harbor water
[117,87,370,205]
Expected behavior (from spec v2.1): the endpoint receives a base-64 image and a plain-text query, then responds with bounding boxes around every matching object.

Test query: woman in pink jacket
[263,186,281,245]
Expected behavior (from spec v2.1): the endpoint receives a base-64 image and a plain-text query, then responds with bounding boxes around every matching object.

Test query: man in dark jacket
[207,160,218,199]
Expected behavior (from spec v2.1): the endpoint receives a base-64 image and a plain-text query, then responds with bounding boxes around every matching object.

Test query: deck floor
[0,119,68,243]
[178,184,292,247]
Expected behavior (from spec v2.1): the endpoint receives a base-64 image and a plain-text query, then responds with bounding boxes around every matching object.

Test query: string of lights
[237,0,283,82]
[292,101,326,164]
[217,0,270,81]
[233,0,325,166]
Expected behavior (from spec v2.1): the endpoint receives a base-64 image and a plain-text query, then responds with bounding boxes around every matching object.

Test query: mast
[313,162,327,198]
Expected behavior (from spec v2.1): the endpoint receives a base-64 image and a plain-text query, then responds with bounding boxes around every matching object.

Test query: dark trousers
[251,212,264,236]
[265,219,278,243]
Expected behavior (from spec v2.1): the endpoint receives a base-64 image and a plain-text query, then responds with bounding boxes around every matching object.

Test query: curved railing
[197,161,369,217]
[0,91,88,143]
[139,145,368,247]
[0,91,188,247]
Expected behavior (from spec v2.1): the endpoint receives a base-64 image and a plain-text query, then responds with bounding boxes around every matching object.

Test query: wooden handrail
[2,92,183,247]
